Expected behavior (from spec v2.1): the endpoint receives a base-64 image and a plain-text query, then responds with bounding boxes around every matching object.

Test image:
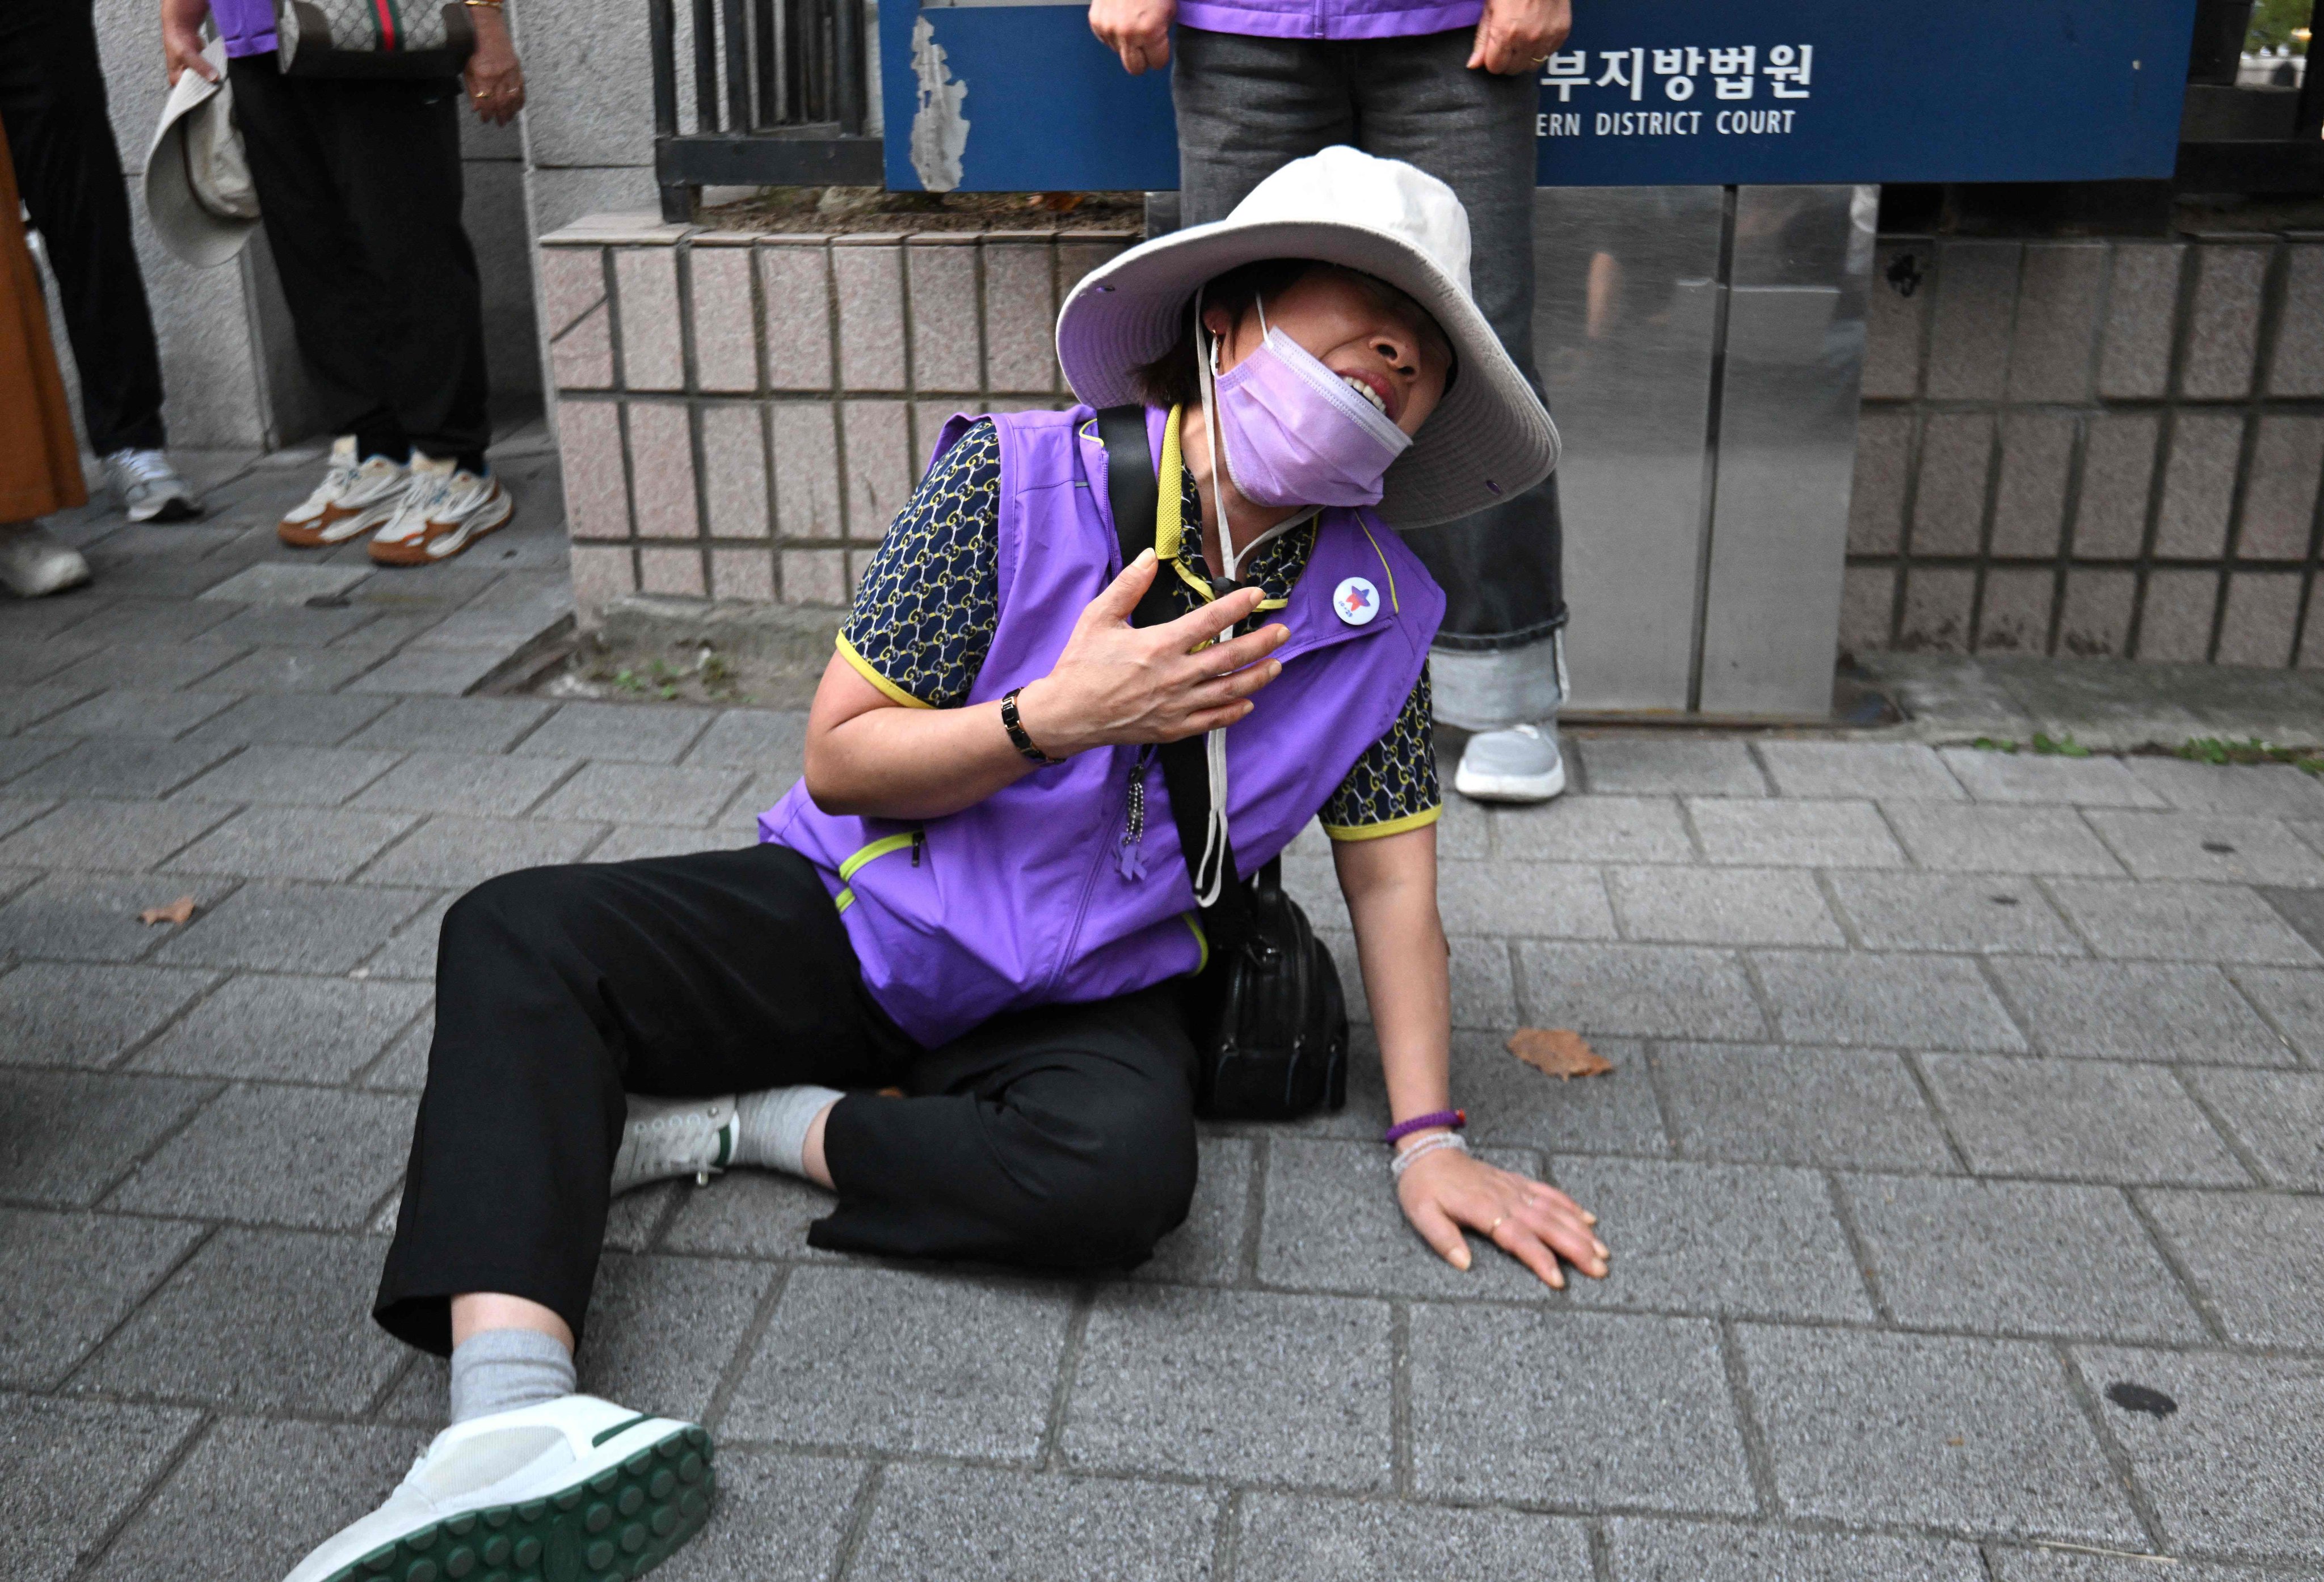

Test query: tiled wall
[1846,231,2324,668]
[540,216,1137,619]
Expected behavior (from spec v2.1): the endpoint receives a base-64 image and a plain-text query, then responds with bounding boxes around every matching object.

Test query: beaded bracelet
[1388,1132,1468,1179]
[1382,1108,1464,1147]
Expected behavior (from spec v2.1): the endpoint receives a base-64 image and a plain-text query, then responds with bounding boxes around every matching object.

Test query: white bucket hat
[143,40,261,269]
[1055,145,1558,530]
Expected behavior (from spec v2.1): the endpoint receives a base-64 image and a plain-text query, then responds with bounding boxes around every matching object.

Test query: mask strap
[1188,286,1239,908]
[1194,286,1241,583]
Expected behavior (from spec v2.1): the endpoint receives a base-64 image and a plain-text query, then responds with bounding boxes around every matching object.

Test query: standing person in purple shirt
[158,0,525,564]
[1094,0,1577,803]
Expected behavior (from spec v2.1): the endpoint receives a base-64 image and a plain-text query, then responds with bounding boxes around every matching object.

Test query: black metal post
[692,0,721,132]
[833,0,864,137]
[752,0,777,127]
[722,0,751,134]
[647,0,689,221]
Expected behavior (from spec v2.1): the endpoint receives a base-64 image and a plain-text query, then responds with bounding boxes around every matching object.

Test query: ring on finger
[1486,1215,1508,1235]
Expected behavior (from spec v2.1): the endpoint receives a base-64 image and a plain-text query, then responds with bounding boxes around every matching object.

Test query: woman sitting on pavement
[284,146,1609,1582]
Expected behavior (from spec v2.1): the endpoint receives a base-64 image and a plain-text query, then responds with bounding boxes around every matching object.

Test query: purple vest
[759,404,1445,1049]
[1174,0,1481,42]
[211,0,281,56]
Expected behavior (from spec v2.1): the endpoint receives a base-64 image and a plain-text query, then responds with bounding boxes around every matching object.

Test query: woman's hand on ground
[161,0,218,83]
[1089,0,1174,74]
[1013,549,1289,758]
[463,6,527,124]
[1467,0,1571,74]
[1396,1144,1607,1290]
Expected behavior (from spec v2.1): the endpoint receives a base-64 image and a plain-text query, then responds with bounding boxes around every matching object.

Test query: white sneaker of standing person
[279,436,411,548]
[370,453,515,566]
[0,521,92,598]
[1453,722,1567,803]
[102,448,202,522]
[279,1394,715,1582]
[609,1095,738,1196]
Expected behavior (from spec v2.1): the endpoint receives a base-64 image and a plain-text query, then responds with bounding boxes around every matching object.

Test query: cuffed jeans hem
[1429,629,1568,731]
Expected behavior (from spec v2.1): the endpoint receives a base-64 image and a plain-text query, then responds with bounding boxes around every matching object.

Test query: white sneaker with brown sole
[370,454,515,566]
[279,436,411,548]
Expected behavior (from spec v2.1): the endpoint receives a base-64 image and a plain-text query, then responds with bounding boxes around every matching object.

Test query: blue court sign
[882,0,2199,193]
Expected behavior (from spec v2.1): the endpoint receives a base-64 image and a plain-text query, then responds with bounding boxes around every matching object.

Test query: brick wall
[538,216,1137,621]
[1846,232,2324,668]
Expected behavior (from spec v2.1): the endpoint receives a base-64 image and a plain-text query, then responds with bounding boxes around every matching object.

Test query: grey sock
[732,1085,844,1176]
[448,1327,576,1425]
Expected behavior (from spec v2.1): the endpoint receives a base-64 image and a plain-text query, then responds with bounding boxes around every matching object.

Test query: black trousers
[225,57,491,465]
[376,845,1201,1356]
[0,0,167,454]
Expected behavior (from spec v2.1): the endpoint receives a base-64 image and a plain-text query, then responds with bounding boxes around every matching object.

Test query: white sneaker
[0,521,93,598]
[280,436,411,547]
[281,1394,713,1582]
[103,448,202,522]
[371,454,515,566]
[611,1095,738,1196]
[1454,723,1568,804]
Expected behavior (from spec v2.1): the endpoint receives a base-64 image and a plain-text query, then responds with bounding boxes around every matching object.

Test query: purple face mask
[1205,304,1414,511]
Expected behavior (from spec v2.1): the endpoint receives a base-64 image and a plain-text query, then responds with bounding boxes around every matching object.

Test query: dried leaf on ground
[138,895,197,926]
[1507,1027,1613,1081]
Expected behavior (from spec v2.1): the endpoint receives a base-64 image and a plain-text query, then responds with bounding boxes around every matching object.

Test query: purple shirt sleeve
[210,0,280,58]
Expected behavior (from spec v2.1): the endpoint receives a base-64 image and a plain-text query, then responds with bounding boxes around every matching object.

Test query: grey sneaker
[102,448,202,522]
[0,521,92,598]
[1453,723,1567,804]
[611,1095,738,1196]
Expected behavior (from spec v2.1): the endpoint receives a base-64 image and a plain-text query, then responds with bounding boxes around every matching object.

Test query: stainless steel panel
[1695,184,1876,717]
[1533,185,1725,714]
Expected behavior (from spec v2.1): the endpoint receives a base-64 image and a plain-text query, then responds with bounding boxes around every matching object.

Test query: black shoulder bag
[1095,405,1349,1121]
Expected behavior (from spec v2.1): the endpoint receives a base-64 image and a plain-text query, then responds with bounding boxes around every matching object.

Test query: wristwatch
[1000,687,1064,766]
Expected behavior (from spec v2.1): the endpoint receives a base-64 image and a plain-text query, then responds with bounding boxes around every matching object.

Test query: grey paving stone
[1409,1306,1752,1512]
[343,647,515,696]
[2183,1067,2324,1186]
[360,1014,431,1090]
[162,805,419,882]
[348,750,577,815]
[1514,942,1769,1039]
[1063,1284,1391,1489]
[1843,1175,2205,1340]
[848,1465,1220,1582]
[2044,880,2322,966]
[342,695,554,753]
[197,562,370,604]
[107,1083,416,1228]
[660,1170,848,1262]
[1135,1134,1251,1285]
[2074,1347,2324,1560]
[357,891,454,980]
[1758,741,1968,801]
[1687,798,1907,867]
[150,880,430,973]
[1921,1056,2250,1186]
[1492,795,1694,863]
[0,961,217,1066]
[1577,736,1767,796]
[1608,1519,1988,1582]
[0,1393,204,1582]
[24,687,242,741]
[1740,1325,2142,1542]
[2141,1188,2324,1348]
[0,870,241,964]
[6,737,239,801]
[647,1449,869,1582]
[0,798,53,846]
[350,814,606,888]
[2232,967,2324,1060]
[1609,866,1845,946]
[199,602,386,648]
[1239,1494,1590,1582]
[1257,1137,1555,1301]
[1985,958,2292,1065]
[589,824,755,863]
[0,635,98,684]
[2260,883,2324,954]
[1435,859,1616,938]
[572,1252,778,1419]
[0,1069,215,1204]
[1552,1156,1873,1320]
[44,640,247,692]
[1937,748,2167,808]
[0,735,73,788]
[0,682,99,734]
[73,1226,406,1410]
[0,1208,205,1388]
[2125,757,2324,817]
[171,743,405,805]
[194,647,382,695]
[2084,809,2324,887]
[1989,1554,2273,1582]
[1653,1043,1959,1171]
[176,691,394,748]
[534,762,754,827]
[82,1418,426,1582]
[1883,803,2127,876]
[1826,871,2086,955]
[133,974,431,1082]
[724,1266,1071,1459]
[515,701,716,763]
[1755,950,2028,1051]
[680,708,810,771]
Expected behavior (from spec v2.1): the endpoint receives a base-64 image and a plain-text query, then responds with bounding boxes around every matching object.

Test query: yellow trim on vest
[1322,803,1442,843]
[1356,518,1401,613]
[834,887,855,913]
[1183,912,1210,975]
[831,829,921,914]
[1157,403,1291,615]
[835,634,933,710]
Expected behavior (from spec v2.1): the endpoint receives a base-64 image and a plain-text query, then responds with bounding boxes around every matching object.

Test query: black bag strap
[1094,404,1256,953]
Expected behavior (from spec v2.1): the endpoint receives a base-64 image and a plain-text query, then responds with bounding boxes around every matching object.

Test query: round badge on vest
[1332,576,1381,626]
